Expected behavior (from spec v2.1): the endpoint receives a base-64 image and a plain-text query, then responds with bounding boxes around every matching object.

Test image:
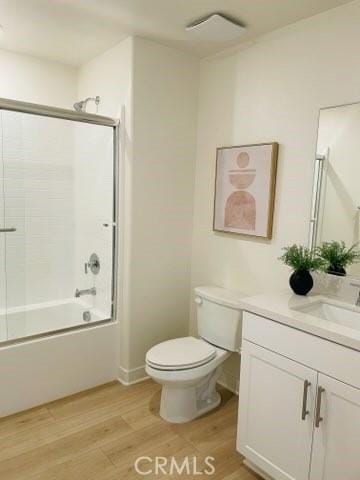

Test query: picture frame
[213,142,278,239]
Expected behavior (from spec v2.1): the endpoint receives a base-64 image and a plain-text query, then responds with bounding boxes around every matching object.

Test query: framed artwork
[213,142,278,239]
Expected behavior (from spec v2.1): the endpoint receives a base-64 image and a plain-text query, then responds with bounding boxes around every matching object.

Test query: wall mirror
[310,101,360,276]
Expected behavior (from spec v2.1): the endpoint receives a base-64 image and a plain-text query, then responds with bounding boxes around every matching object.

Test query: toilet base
[159,367,222,423]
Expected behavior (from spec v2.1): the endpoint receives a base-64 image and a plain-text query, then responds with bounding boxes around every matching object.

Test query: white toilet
[145,286,243,423]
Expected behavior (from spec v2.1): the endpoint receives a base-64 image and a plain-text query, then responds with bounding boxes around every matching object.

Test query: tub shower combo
[0,97,119,416]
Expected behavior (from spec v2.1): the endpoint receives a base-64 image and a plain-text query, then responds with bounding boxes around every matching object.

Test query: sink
[295,300,360,331]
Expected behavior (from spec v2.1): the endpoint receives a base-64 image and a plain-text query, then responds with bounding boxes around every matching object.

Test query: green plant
[317,241,360,272]
[280,244,324,271]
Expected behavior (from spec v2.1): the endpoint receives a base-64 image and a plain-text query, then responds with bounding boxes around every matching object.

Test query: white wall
[191,0,360,391]
[0,48,77,107]
[77,38,133,119]
[125,38,199,380]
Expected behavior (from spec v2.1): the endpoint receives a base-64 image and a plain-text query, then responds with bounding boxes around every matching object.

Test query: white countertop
[241,290,360,352]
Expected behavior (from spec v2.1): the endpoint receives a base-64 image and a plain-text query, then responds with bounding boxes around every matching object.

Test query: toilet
[145,286,243,423]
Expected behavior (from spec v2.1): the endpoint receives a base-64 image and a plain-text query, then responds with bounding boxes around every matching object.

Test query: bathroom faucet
[75,287,96,298]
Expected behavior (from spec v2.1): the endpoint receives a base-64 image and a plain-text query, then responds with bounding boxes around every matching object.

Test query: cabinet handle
[301,380,311,420]
[0,227,16,233]
[315,386,325,428]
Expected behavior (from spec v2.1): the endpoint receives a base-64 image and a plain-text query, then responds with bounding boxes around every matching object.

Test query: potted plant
[280,244,324,295]
[317,241,360,276]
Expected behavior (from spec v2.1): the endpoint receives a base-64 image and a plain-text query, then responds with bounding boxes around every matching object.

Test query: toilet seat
[146,336,216,371]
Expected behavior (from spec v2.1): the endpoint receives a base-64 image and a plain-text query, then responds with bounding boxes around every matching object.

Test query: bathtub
[0,299,118,418]
[0,299,108,343]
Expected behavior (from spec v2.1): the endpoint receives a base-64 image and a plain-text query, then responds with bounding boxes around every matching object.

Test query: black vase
[326,265,346,276]
[289,269,313,296]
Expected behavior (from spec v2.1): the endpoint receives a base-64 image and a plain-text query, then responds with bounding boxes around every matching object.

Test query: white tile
[0,112,114,324]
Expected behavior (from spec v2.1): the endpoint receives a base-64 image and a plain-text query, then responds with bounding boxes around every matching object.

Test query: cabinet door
[310,374,360,480]
[237,340,317,480]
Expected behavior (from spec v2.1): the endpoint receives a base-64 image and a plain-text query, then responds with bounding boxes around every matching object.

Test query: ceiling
[0,0,353,66]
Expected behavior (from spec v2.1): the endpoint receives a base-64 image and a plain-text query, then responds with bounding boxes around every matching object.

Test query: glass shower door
[0,111,7,341]
[0,108,114,343]
[1,110,76,340]
[73,122,114,323]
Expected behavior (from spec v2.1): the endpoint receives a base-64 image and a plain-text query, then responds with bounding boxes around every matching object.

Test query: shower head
[73,101,84,112]
[73,96,100,113]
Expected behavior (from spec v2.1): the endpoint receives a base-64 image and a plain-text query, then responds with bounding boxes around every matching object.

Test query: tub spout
[75,287,96,298]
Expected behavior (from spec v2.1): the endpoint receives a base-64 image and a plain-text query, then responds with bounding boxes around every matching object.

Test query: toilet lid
[146,337,216,370]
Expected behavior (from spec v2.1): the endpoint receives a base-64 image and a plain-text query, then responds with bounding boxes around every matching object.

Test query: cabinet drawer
[243,312,360,389]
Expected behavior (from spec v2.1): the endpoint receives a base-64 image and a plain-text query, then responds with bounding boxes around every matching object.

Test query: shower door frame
[0,97,120,345]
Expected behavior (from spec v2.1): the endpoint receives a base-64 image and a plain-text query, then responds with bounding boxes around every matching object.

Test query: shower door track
[0,318,114,348]
[0,97,120,343]
[0,97,117,126]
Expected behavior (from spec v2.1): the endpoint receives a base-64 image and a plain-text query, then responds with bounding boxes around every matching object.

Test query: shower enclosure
[0,98,118,345]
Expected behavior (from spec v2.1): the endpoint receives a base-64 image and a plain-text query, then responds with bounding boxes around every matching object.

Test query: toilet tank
[194,286,244,352]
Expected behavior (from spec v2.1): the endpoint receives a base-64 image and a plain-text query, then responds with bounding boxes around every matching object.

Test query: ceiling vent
[186,13,245,42]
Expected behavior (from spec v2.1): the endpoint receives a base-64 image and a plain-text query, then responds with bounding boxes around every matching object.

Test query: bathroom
[0,0,360,479]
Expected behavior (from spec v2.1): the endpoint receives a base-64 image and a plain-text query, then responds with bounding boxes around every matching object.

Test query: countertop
[241,290,360,352]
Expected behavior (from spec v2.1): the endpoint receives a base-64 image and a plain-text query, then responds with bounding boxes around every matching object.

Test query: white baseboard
[218,369,239,395]
[243,460,273,480]
[117,364,149,386]
[117,363,239,395]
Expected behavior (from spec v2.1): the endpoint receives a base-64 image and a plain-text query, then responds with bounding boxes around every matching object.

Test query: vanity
[236,291,360,480]
[234,97,360,479]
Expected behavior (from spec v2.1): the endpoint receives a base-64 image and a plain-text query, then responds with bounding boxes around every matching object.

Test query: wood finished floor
[0,380,261,479]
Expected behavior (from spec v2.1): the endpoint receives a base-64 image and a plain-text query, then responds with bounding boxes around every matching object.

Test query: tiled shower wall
[0,111,75,309]
[0,110,114,319]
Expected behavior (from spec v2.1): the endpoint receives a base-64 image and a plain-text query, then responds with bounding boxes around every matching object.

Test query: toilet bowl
[146,336,231,423]
[145,286,243,423]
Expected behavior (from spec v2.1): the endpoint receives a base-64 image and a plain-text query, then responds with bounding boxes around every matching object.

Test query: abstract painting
[213,143,278,239]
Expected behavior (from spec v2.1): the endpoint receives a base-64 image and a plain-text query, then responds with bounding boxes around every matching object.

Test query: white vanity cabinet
[309,374,360,480]
[237,312,360,480]
[238,341,316,480]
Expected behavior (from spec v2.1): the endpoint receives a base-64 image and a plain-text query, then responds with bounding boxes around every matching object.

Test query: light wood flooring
[0,380,261,479]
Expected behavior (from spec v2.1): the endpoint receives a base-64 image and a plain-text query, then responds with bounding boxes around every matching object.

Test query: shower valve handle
[84,253,100,275]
